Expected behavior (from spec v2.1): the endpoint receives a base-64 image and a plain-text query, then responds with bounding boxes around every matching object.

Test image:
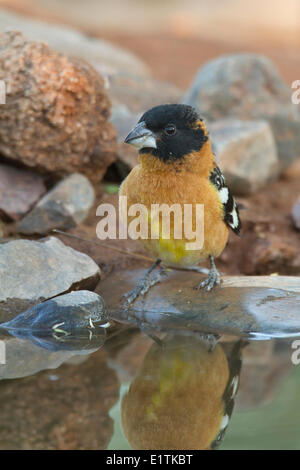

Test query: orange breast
[119,146,229,267]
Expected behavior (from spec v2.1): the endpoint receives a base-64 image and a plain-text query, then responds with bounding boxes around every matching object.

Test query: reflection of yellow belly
[121,335,230,450]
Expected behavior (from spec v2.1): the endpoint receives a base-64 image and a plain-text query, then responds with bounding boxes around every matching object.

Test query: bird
[120,104,241,305]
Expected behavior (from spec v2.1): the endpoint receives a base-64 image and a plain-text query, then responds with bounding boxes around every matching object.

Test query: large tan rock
[0,31,117,182]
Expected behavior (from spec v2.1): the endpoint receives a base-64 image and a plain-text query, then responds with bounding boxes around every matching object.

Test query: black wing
[210,166,241,235]
[210,340,244,449]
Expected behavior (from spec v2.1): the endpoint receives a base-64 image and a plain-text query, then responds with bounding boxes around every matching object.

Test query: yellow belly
[140,229,226,268]
[139,237,200,267]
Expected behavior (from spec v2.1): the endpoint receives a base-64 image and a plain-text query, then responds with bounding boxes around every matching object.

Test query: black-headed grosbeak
[120,104,241,304]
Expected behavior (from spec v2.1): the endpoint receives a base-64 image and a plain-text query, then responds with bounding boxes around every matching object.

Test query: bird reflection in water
[121,334,244,450]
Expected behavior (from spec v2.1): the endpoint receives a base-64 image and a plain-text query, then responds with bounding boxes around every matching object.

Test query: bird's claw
[121,288,141,306]
[197,270,220,291]
[121,266,168,308]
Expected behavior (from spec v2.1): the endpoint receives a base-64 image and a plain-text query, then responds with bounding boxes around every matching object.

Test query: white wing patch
[210,165,241,235]
[221,415,229,431]
[218,187,229,204]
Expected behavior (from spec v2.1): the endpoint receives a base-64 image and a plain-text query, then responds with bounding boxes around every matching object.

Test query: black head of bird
[124,104,208,162]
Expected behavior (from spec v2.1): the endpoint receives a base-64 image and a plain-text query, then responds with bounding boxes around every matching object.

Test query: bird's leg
[140,326,164,347]
[122,259,168,306]
[197,255,221,291]
[200,333,220,352]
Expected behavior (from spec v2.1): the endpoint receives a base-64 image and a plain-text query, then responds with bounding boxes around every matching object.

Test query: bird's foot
[197,269,220,291]
[199,333,220,351]
[197,256,220,292]
[122,260,167,308]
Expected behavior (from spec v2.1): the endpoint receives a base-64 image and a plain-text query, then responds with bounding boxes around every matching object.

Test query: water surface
[1,320,300,450]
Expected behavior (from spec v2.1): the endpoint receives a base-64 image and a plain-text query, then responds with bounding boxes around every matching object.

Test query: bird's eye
[164,124,176,136]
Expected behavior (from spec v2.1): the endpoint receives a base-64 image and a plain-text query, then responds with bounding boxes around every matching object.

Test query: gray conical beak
[124,121,157,150]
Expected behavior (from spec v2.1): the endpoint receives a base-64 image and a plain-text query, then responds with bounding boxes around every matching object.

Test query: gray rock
[0,237,100,305]
[17,173,95,234]
[109,73,182,114]
[0,8,149,77]
[292,198,300,230]
[98,269,300,339]
[0,290,108,331]
[0,163,46,220]
[183,54,300,171]
[209,119,279,195]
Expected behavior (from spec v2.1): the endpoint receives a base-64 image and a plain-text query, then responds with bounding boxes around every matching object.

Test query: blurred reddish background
[1,0,300,87]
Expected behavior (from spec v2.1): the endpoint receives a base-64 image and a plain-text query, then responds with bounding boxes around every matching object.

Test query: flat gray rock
[17,173,95,234]
[0,237,100,310]
[209,119,279,195]
[98,269,300,339]
[183,54,300,171]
